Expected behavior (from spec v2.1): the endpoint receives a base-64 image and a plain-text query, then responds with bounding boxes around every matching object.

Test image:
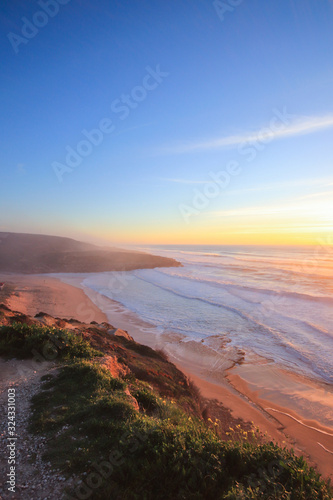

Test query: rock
[99,355,130,378]
[108,328,134,342]
[124,388,139,411]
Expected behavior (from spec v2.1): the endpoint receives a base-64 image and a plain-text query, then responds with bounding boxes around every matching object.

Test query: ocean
[79,245,333,386]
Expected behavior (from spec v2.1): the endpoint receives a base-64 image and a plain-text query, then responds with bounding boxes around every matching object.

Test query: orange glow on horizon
[88,225,333,247]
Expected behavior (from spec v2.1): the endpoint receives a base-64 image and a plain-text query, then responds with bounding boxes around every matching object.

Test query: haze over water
[82,245,333,386]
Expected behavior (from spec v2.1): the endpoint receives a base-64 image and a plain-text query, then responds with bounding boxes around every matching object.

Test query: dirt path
[0,359,74,499]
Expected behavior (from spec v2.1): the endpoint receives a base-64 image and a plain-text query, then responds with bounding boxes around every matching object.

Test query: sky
[1,0,333,246]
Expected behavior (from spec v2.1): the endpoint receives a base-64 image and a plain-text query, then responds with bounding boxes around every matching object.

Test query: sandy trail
[0,359,76,499]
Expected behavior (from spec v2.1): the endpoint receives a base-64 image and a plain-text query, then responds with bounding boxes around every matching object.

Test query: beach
[1,272,332,480]
[0,274,107,324]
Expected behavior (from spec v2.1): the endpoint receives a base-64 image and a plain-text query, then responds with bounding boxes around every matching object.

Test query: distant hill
[0,232,180,273]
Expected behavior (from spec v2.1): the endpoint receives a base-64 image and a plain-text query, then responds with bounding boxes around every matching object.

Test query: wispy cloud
[226,176,333,196]
[209,190,333,219]
[159,174,333,194]
[159,177,207,185]
[223,223,333,235]
[157,113,333,155]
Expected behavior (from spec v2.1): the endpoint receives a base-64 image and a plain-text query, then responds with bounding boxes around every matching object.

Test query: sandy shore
[1,273,332,479]
[0,274,107,324]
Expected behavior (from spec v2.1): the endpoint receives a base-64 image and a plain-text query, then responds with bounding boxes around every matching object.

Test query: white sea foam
[82,245,333,384]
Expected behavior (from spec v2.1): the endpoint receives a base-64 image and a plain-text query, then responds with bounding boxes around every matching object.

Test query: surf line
[317,442,333,455]
[265,407,333,437]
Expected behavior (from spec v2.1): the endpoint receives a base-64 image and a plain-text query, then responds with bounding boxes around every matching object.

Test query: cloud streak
[158,113,333,155]
[225,177,333,196]
[209,190,333,219]
[159,177,207,185]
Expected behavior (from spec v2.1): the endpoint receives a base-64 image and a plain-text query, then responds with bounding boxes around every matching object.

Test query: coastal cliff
[0,304,331,499]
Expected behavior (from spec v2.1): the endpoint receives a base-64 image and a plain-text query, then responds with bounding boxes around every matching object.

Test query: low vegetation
[0,322,102,360]
[1,320,332,499]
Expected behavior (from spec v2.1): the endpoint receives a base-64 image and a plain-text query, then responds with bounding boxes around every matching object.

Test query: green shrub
[29,360,332,500]
[0,322,102,360]
[132,386,160,413]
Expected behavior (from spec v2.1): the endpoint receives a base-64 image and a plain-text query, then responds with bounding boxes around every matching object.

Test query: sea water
[81,245,333,385]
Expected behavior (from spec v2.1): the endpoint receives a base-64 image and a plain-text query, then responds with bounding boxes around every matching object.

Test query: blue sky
[1,0,333,245]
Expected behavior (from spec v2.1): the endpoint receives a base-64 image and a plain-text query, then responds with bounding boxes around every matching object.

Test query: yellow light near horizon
[96,226,332,247]
[82,197,333,247]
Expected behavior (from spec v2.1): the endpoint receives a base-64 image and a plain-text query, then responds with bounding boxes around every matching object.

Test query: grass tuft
[29,359,332,500]
[0,322,103,360]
